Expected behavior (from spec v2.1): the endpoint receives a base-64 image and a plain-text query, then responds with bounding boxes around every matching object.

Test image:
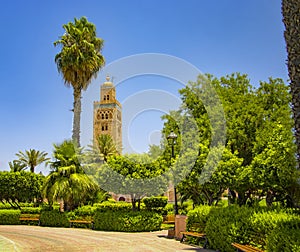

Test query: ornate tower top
[103,75,114,87]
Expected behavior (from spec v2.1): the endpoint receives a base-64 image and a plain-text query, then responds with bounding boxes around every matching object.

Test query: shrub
[205,205,254,252]
[0,203,12,209]
[267,218,300,252]
[40,210,69,227]
[94,210,162,232]
[94,201,132,212]
[186,205,213,228]
[143,196,168,214]
[248,208,297,249]
[164,203,174,214]
[0,210,20,224]
[20,207,41,214]
[143,196,168,209]
[73,205,97,218]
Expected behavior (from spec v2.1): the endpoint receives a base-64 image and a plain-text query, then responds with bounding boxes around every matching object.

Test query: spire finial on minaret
[106,75,110,82]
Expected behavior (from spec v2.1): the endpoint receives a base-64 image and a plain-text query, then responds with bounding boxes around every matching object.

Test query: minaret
[93,76,122,153]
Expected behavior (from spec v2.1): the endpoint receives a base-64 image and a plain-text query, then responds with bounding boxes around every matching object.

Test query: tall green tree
[0,171,44,208]
[54,17,105,145]
[282,1,300,166]
[96,154,168,211]
[16,149,49,173]
[163,73,298,207]
[43,140,98,211]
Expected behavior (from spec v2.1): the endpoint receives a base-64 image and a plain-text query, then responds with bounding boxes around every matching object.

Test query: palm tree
[93,134,118,161]
[43,140,98,211]
[54,17,105,146]
[16,149,49,173]
[8,160,26,172]
[282,1,300,166]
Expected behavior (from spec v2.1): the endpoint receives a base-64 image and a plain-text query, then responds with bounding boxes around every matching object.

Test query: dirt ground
[0,225,217,252]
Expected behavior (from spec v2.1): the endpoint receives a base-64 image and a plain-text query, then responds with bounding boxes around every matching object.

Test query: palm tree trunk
[72,88,82,146]
[282,0,300,167]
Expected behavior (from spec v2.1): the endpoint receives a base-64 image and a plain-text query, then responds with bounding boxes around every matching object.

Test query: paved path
[0,226,216,252]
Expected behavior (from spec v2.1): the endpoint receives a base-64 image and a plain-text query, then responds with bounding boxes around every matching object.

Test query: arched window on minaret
[107,95,110,100]
[104,95,106,101]
[105,113,108,119]
[105,125,108,130]
[102,114,104,120]
[102,125,104,131]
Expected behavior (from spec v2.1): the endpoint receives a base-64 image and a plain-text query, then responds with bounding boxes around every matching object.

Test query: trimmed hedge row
[0,210,21,224]
[267,219,300,252]
[94,210,162,232]
[40,210,69,227]
[94,201,132,212]
[187,205,300,252]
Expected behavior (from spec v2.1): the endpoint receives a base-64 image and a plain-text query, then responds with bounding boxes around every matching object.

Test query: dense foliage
[0,210,20,225]
[267,218,300,252]
[161,73,300,207]
[43,140,99,211]
[0,171,44,208]
[94,210,162,232]
[40,210,69,227]
[95,154,168,211]
[187,205,300,252]
[143,196,168,211]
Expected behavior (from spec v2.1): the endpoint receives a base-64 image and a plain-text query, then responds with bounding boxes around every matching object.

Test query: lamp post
[167,131,178,215]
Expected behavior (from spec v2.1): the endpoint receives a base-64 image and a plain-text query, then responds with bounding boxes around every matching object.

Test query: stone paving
[0,226,216,252]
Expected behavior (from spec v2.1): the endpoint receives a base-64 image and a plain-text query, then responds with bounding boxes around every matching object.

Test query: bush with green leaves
[186,205,213,228]
[40,210,69,227]
[143,196,168,214]
[94,201,132,212]
[71,205,97,220]
[94,210,162,232]
[0,203,12,209]
[267,218,300,252]
[143,196,168,208]
[20,207,41,214]
[0,171,44,208]
[205,205,254,252]
[0,210,20,224]
[247,208,298,249]
[202,206,300,251]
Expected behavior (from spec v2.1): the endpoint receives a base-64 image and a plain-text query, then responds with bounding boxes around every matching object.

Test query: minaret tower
[93,76,122,152]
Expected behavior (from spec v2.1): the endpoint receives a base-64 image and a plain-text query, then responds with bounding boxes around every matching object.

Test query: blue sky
[0,0,287,172]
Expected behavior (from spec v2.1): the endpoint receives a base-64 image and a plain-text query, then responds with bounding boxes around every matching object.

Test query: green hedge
[186,205,213,228]
[205,206,254,252]
[20,207,41,214]
[143,196,168,214]
[143,196,168,208]
[40,210,69,227]
[186,205,300,252]
[0,210,20,224]
[73,205,97,218]
[267,218,300,252]
[94,210,162,232]
[94,201,132,212]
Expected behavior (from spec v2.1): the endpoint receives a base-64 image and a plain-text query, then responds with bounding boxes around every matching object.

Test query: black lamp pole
[167,131,178,215]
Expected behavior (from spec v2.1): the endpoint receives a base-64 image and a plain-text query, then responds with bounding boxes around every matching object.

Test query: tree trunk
[282,0,300,167]
[131,195,137,211]
[266,190,274,207]
[72,88,82,146]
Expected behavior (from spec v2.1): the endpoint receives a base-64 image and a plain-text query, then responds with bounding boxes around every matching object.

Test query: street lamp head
[167,131,178,140]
